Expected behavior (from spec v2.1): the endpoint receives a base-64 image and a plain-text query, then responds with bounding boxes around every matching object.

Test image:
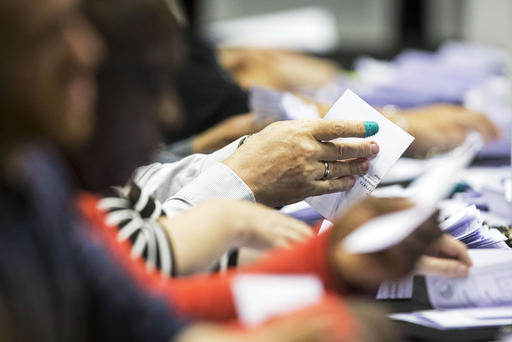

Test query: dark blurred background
[179,0,511,68]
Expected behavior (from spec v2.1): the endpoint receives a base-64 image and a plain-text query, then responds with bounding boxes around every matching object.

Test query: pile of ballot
[439,204,509,249]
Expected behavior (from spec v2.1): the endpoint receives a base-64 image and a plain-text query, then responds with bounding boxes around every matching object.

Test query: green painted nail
[364,121,379,137]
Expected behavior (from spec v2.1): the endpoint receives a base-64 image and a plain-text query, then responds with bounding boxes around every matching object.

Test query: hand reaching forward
[414,234,472,277]
[223,119,380,207]
[328,197,471,290]
[158,199,313,275]
[387,104,501,157]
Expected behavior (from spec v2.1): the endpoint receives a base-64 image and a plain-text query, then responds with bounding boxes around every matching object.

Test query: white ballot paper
[306,90,414,220]
[390,306,512,330]
[341,133,483,254]
[376,276,414,300]
[391,249,512,329]
[232,274,324,327]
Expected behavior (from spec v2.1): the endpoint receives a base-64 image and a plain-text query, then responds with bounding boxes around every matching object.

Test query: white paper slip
[377,276,414,300]
[232,274,324,327]
[341,133,483,254]
[306,89,414,220]
[318,219,333,234]
[249,86,319,125]
[342,203,436,254]
[390,306,512,329]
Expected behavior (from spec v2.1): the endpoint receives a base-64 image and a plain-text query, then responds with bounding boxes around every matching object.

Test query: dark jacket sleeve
[171,30,249,142]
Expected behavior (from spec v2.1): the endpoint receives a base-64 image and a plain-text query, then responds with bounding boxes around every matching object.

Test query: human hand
[329,197,443,289]
[225,200,315,250]
[219,47,341,90]
[158,199,313,274]
[386,104,501,157]
[191,113,265,154]
[414,234,472,277]
[223,119,380,207]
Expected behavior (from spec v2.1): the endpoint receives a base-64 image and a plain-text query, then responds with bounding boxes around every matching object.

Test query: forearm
[79,193,352,324]
[159,208,242,276]
[134,154,216,203]
[161,163,255,217]
[135,137,248,215]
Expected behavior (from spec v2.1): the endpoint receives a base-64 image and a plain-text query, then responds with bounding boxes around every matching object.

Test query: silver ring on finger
[321,161,330,180]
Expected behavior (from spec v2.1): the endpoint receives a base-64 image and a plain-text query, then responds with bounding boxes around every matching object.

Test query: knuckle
[333,122,346,136]
[362,142,372,156]
[345,176,356,189]
[304,182,318,196]
[327,181,339,192]
[337,143,345,159]
[301,142,317,158]
[331,163,344,177]
[349,162,360,175]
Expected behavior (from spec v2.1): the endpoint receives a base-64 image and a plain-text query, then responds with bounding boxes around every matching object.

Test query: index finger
[309,120,379,141]
[437,234,472,266]
[461,113,502,142]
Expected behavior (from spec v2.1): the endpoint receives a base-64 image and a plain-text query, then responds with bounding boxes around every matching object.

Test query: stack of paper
[376,203,509,301]
[440,205,509,249]
[391,306,512,330]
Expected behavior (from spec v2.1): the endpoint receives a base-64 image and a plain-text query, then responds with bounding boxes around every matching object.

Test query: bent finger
[311,176,356,196]
[278,217,314,238]
[278,226,312,244]
[436,234,472,266]
[415,256,469,277]
[461,112,502,141]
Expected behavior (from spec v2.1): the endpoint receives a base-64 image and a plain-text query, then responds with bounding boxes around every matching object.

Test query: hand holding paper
[327,197,443,289]
[339,133,483,255]
[306,89,414,220]
[223,115,378,208]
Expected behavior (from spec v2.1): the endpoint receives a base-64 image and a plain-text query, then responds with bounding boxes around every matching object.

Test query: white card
[232,274,324,327]
[306,89,414,220]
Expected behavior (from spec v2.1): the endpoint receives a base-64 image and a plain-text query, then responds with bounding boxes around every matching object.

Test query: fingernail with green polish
[364,121,379,137]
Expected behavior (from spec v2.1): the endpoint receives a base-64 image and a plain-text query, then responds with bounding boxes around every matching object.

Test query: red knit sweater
[77,193,357,338]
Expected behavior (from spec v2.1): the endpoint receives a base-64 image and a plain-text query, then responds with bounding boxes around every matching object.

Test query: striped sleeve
[98,186,176,277]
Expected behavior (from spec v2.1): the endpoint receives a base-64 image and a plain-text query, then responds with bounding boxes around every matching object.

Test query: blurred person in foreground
[0,0,358,341]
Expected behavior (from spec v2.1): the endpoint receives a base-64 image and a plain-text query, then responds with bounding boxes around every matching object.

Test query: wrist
[222,155,262,203]
[220,201,252,247]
